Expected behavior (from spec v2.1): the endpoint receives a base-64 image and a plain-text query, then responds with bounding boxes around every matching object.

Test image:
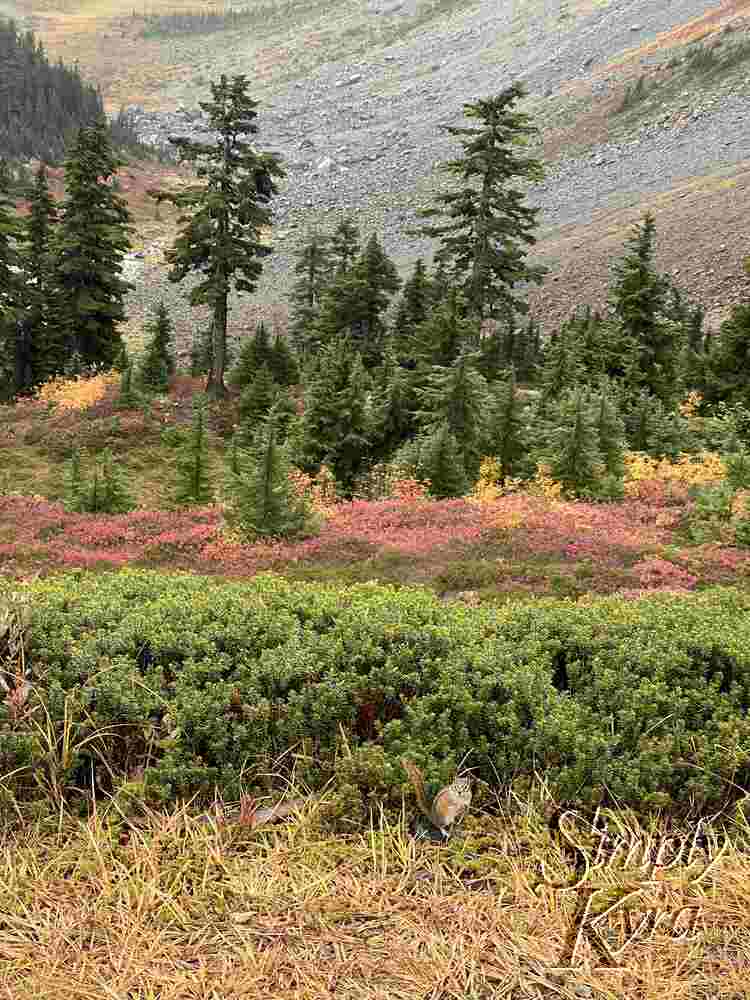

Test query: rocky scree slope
[121,0,750,347]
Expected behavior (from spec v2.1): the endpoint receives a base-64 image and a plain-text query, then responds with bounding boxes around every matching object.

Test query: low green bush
[3,569,750,823]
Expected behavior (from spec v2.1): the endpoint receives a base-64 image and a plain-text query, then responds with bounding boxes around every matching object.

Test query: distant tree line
[0,18,142,162]
[137,8,260,38]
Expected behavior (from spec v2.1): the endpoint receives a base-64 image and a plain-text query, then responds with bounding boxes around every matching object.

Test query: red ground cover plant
[2,489,750,594]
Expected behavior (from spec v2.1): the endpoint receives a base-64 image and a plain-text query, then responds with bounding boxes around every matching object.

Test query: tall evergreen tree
[149,75,284,399]
[593,380,626,481]
[329,217,360,275]
[392,257,431,358]
[412,288,480,368]
[312,233,400,367]
[328,354,372,494]
[608,213,684,406]
[410,83,545,324]
[625,389,686,460]
[302,336,372,492]
[17,163,59,391]
[56,115,133,369]
[288,228,331,356]
[0,164,21,401]
[538,320,585,407]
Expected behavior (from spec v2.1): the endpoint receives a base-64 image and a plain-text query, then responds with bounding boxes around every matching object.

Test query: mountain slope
[12,0,750,345]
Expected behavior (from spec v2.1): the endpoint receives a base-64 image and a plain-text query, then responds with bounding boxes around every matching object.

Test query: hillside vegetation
[3,4,750,995]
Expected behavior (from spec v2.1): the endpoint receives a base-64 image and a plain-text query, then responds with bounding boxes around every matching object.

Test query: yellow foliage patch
[36,372,118,411]
[468,457,524,504]
[623,450,726,495]
[528,463,565,501]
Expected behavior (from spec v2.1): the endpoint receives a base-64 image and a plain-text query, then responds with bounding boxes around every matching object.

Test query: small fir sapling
[139,301,176,392]
[173,393,214,505]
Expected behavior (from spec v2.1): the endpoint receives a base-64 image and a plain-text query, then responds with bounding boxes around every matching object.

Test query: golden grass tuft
[2,793,750,999]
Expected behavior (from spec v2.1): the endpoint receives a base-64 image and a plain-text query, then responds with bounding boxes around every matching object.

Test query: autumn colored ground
[5,375,750,999]
[2,373,749,601]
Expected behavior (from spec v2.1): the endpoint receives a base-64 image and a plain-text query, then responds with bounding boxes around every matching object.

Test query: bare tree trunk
[205,293,228,399]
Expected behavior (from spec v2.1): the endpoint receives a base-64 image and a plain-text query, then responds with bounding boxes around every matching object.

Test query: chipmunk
[402,758,473,841]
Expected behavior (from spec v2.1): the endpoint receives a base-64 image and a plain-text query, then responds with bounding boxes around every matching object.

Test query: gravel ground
[122,0,750,343]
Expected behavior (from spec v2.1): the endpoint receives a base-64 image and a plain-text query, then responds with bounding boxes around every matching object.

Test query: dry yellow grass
[2,795,749,999]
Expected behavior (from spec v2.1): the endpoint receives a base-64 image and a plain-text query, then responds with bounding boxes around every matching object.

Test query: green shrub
[683,483,735,543]
[6,571,750,823]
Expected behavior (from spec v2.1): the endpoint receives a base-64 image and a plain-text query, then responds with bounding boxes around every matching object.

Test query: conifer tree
[326,353,372,494]
[538,320,585,407]
[626,390,686,460]
[392,258,431,358]
[229,321,274,389]
[63,349,84,379]
[415,349,489,478]
[225,412,312,540]
[288,229,331,356]
[16,163,59,392]
[410,84,545,324]
[117,357,139,409]
[428,259,453,307]
[64,445,85,513]
[412,289,480,368]
[703,304,750,411]
[55,115,133,370]
[574,306,609,379]
[190,323,212,376]
[174,393,214,505]
[238,363,277,428]
[420,422,469,498]
[0,164,21,401]
[353,233,401,361]
[69,448,134,513]
[302,336,372,492]
[485,368,529,483]
[372,353,417,460]
[312,234,400,367]
[139,301,175,393]
[515,317,541,382]
[149,75,284,399]
[593,380,626,480]
[269,332,299,386]
[330,217,360,274]
[266,384,298,441]
[608,213,685,406]
[546,388,602,498]
[98,447,135,513]
[476,322,506,382]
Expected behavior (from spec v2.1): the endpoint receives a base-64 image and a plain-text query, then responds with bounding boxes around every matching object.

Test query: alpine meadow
[3,2,750,996]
